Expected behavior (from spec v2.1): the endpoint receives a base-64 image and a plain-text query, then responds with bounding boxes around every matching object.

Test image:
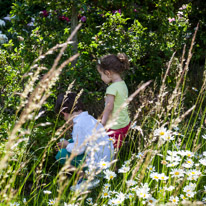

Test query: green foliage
[0,1,206,204]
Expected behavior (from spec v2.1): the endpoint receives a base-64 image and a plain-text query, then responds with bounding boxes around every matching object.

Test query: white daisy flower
[115,192,126,202]
[48,199,56,205]
[184,150,194,158]
[64,203,78,206]
[86,198,93,205]
[147,196,157,205]
[101,190,111,198]
[10,203,20,206]
[154,127,168,137]
[170,168,185,178]
[166,162,179,167]
[150,172,160,181]
[180,194,187,200]
[43,190,52,194]
[99,160,110,169]
[183,184,196,193]
[103,183,111,190]
[186,169,201,177]
[147,165,155,172]
[202,134,206,139]
[199,158,206,166]
[126,180,137,187]
[187,175,199,181]
[163,131,174,141]
[169,196,179,204]
[103,169,117,180]
[130,186,138,192]
[118,165,130,173]
[165,186,175,191]
[182,158,194,168]
[186,191,196,198]
[159,173,169,181]
[136,152,144,159]
[166,154,181,162]
[127,193,134,199]
[136,188,150,199]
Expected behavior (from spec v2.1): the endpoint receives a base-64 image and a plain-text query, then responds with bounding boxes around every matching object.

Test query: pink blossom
[64,17,70,22]
[41,10,49,17]
[179,5,187,10]
[78,14,82,20]
[112,9,121,14]
[168,17,175,23]
[134,9,138,12]
[80,16,86,22]
[59,16,70,22]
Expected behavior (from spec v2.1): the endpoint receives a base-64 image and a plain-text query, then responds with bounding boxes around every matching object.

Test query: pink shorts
[107,122,131,148]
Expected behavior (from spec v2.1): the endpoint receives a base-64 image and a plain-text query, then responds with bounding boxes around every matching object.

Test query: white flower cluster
[154,127,175,142]
[0,31,8,44]
[0,19,6,26]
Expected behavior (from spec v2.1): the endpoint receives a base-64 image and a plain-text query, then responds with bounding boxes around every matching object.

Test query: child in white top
[97,53,131,148]
[55,93,114,171]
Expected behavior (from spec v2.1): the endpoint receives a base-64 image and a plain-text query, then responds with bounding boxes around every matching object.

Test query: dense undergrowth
[0,22,206,206]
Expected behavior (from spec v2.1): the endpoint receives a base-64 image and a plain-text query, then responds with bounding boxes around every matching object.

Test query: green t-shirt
[106,81,130,129]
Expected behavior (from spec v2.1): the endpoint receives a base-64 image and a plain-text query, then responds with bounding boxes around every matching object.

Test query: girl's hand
[55,140,69,151]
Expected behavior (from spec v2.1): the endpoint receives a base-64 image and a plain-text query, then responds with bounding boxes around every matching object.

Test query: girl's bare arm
[101,94,115,126]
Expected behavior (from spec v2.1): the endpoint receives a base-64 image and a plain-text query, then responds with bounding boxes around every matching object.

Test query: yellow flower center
[104,193,108,196]
[154,176,159,179]
[110,176,113,179]
[102,163,106,166]
[160,132,165,135]
[187,154,191,157]
[175,172,179,175]
[187,161,191,164]
[149,200,153,203]
[173,199,176,202]
[191,172,195,175]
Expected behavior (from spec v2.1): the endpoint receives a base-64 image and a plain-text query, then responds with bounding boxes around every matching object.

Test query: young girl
[97,53,131,149]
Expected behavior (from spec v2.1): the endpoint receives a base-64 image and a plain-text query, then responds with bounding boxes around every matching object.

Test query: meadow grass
[0,24,206,206]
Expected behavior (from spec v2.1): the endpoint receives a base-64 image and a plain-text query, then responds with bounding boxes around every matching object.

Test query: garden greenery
[0,0,206,205]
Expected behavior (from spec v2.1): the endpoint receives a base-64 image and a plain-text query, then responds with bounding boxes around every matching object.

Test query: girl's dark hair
[55,92,84,114]
[97,53,129,74]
